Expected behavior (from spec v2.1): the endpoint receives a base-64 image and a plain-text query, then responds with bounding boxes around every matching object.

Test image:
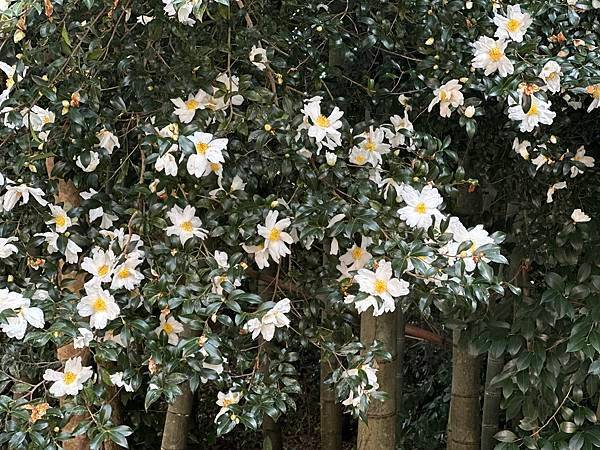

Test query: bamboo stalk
[480,353,503,449]
[448,329,480,450]
[357,311,397,450]
[320,349,342,450]
[160,382,194,450]
[395,309,405,446]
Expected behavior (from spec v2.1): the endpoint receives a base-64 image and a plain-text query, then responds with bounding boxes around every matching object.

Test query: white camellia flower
[0,291,44,339]
[76,151,101,172]
[546,181,567,203]
[155,315,184,345]
[249,45,268,71]
[531,154,548,171]
[398,185,444,229]
[338,237,373,272]
[155,145,179,176]
[512,137,530,160]
[35,231,82,264]
[3,184,47,211]
[73,327,94,349]
[215,390,242,421]
[508,95,556,132]
[354,260,410,315]
[0,61,26,106]
[165,204,208,245]
[186,132,227,178]
[0,236,18,258]
[472,37,514,77]
[242,243,270,269]
[110,372,134,392]
[110,257,144,291]
[82,248,115,283]
[214,73,244,107]
[77,284,120,329]
[571,209,591,223]
[570,146,595,178]
[245,298,291,341]
[385,112,413,147]
[586,85,600,112]
[89,206,118,229]
[46,204,72,233]
[348,146,369,166]
[341,364,379,408]
[96,129,120,154]
[301,96,344,151]
[428,79,464,117]
[22,105,55,132]
[163,0,196,26]
[257,210,293,263]
[325,152,337,166]
[444,218,495,272]
[171,91,207,123]
[539,61,562,94]
[493,4,532,42]
[354,126,390,167]
[464,105,476,118]
[43,356,93,397]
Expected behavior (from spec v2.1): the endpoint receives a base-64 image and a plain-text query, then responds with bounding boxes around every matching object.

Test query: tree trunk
[448,329,480,450]
[357,311,397,450]
[395,309,405,446]
[320,350,342,450]
[480,353,503,449]
[160,382,194,450]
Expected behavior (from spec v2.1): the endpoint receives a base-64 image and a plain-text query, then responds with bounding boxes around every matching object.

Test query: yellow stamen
[185,99,199,110]
[93,297,107,312]
[63,372,77,385]
[374,279,387,295]
[196,142,209,155]
[527,103,539,116]
[351,247,363,261]
[210,163,221,172]
[55,215,67,228]
[506,18,520,33]
[98,265,109,277]
[268,228,281,241]
[180,221,193,232]
[315,115,330,127]
[415,202,427,214]
[118,268,131,279]
[365,140,377,152]
[439,90,448,101]
[163,323,174,334]
[355,154,366,165]
[488,47,503,62]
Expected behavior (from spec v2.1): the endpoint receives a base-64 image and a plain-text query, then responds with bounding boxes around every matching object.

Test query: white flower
[96,129,120,154]
[385,112,413,147]
[472,37,514,77]
[353,127,390,167]
[214,250,230,269]
[82,248,115,283]
[398,185,444,229]
[301,97,344,151]
[3,184,47,211]
[493,4,532,42]
[0,236,18,258]
[531,153,548,171]
[155,146,178,176]
[186,132,227,178]
[245,298,291,341]
[163,0,196,26]
[215,390,242,421]
[464,105,476,118]
[539,61,562,94]
[0,291,44,339]
[80,188,98,200]
[166,204,208,245]
[570,146,595,178]
[508,95,556,132]
[158,123,179,140]
[546,181,567,203]
[338,237,372,272]
[35,231,82,264]
[242,243,270,269]
[73,328,94,349]
[171,91,207,123]
[110,257,144,291]
[249,45,268,71]
[77,285,120,329]
[89,206,118,229]
[586,85,600,113]
[571,209,591,223]
[155,315,184,345]
[76,151,101,172]
[257,211,293,263]
[214,73,244,107]
[43,356,93,397]
[444,218,495,272]
[349,146,369,166]
[136,15,154,25]
[22,106,55,132]
[325,152,337,166]
[512,137,530,160]
[110,372,134,392]
[428,79,464,117]
[354,261,409,315]
[46,204,72,233]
